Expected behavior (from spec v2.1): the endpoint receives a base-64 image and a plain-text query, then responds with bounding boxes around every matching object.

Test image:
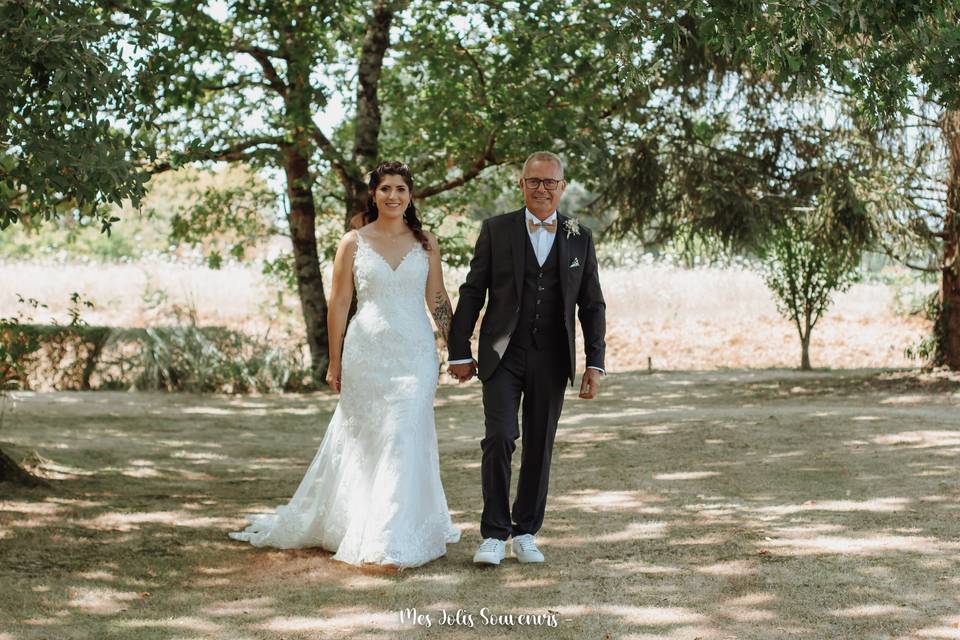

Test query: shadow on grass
[1,367,959,639]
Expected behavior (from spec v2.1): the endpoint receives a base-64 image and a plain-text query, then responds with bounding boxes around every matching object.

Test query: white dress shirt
[526,208,557,267]
[449,208,605,376]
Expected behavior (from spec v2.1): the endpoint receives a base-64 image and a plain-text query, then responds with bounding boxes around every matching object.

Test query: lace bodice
[353,232,427,304]
[346,232,438,373]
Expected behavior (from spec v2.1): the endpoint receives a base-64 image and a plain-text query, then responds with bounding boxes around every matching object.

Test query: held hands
[579,368,603,399]
[326,361,342,393]
[448,360,478,383]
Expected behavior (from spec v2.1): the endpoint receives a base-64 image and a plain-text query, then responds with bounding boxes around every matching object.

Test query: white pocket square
[569,258,580,268]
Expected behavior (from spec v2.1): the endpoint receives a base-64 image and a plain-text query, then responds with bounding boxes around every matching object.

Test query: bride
[228,161,461,568]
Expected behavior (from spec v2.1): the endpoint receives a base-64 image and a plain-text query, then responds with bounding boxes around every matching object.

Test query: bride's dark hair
[364,161,430,251]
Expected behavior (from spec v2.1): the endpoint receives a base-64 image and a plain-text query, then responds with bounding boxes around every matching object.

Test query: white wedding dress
[228,232,460,568]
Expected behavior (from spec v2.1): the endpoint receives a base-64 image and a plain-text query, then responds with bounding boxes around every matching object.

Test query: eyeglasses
[522,178,563,191]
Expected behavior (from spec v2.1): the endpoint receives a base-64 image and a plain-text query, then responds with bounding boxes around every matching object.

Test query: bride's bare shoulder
[334,229,361,260]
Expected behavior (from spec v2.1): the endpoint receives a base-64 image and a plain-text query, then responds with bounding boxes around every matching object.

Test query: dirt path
[1,368,959,639]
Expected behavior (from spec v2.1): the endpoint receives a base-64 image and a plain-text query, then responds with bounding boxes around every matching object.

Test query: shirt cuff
[587,366,606,375]
[449,358,474,365]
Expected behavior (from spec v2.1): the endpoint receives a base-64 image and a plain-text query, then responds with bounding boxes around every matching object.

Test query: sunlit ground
[1,368,959,639]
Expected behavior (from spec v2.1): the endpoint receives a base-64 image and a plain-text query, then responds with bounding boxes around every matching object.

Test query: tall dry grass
[0,260,934,373]
[0,261,279,332]
[595,264,932,371]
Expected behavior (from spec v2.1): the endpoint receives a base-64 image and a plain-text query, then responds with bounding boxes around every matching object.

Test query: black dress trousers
[479,339,569,541]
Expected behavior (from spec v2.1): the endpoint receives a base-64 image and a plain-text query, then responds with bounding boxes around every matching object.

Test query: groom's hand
[579,368,603,399]
[448,360,477,383]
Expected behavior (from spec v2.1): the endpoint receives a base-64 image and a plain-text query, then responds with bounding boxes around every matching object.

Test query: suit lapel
[511,208,525,301]
[556,212,570,310]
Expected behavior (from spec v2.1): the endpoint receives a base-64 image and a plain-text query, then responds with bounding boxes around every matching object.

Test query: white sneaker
[473,538,507,565]
[511,534,545,563]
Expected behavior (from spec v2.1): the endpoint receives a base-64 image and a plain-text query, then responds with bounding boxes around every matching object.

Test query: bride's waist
[349,306,434,335]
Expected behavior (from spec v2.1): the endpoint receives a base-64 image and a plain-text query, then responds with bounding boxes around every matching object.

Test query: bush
[0,322,313,393]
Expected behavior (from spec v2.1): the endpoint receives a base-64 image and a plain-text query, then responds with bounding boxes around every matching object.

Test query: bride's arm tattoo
[432,292,452,344]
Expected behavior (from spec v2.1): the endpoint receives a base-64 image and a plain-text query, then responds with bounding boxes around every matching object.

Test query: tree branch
[200,74,273,92]
[145,137,285,174]
[418,128,501,198]
[902,262,941,273]
[456,35,488,106]
[234,45,289,97]
[878,240,942,273]
[308,125,362,190]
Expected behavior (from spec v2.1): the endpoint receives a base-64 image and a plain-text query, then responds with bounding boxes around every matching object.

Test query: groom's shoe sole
[472,553,505,565]
[514,554,545,563]
[512,543,545,563]
[512,548,545,563]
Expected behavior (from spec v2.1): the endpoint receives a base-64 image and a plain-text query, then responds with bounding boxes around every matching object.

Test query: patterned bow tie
[527,218,557,234]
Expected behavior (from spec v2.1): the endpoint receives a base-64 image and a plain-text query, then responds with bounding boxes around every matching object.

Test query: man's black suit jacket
[448,208,606,386]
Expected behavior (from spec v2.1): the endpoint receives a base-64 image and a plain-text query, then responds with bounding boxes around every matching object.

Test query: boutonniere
[569,257,581,268]
[563,218,581,238]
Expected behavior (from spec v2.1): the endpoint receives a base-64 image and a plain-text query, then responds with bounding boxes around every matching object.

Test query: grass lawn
[1,368,959,639]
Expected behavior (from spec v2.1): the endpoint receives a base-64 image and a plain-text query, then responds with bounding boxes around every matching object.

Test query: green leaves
[163,165,279,268]
[1,0,158,231]
[759,207,863,343]
[381,1,631,201]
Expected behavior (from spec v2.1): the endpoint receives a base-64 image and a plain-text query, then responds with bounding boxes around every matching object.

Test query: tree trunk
[345,186,368,231]
[353,1,392,164]
[283,146,329,383]
[940,109,960,370]
[798,310,814,371]
[342,0,398,230]
[800,333,812,371]
[0,447,48,487]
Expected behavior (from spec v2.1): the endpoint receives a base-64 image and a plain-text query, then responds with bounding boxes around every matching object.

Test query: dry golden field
[0,260,934,373]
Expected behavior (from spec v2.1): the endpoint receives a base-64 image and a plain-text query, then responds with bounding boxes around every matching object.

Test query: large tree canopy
[130,0,646,378]
[0,0,157,232]
[603,0,960,368]
[6,0,959,373]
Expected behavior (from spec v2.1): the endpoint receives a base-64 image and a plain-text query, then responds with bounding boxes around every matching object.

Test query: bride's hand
[326,362,342,393]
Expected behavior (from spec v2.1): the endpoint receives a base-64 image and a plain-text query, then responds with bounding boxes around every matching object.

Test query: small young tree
[759,210,862,371]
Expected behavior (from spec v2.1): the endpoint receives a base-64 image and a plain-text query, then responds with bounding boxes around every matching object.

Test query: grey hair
[522,151,564,179]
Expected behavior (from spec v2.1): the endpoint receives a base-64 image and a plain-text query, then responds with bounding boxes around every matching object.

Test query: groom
[448,151,606,566]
